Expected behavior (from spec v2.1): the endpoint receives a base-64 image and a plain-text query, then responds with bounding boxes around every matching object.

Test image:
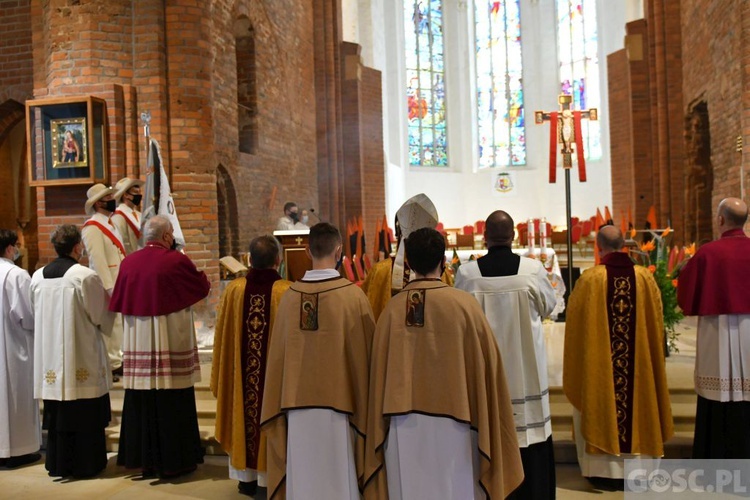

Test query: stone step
[104,424,224,456]
[550,430,695,464]
[108,396,218,427]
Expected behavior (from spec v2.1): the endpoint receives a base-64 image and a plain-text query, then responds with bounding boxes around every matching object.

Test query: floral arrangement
[630,227,695,353]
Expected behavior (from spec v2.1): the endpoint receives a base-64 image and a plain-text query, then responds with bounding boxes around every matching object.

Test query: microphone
[309,208,322,222]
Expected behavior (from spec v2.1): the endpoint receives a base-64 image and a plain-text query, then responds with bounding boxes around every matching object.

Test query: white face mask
[301,215,309,225]
[13,247,21,261]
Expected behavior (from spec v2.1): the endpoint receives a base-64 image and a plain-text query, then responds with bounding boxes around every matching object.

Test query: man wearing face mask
[111,177,145,255]
[294,209,310,229]
[0,229,41,469]
[82,183,126,379]
[276,202,299,230]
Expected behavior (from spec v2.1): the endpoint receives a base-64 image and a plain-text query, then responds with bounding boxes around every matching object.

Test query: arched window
[235,18,257,155]
[404,0,448,167]
[475,0,525,168]
[556,0,601,159]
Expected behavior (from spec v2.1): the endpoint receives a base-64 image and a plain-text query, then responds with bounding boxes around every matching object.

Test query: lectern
[273,230,312,281]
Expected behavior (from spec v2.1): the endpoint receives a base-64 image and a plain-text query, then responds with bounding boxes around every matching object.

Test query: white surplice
[31,264,114,401]
[284,268,359,500]
[572,409,655,479]
[0,258,40,457]
[384,413,485,500]
[120,309,201,390]
[694,314,750,402]
[455,258,556,447]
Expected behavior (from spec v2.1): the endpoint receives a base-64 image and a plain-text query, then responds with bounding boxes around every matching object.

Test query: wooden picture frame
[26,96,108,187]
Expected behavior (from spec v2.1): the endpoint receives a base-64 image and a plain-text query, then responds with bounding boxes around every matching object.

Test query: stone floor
[0,454,627,499]
[2,298,695,500]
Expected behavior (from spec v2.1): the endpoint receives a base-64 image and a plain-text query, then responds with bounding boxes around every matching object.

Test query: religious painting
[50,117,88,169]
[300,292,319,331]
[405,289,426,327]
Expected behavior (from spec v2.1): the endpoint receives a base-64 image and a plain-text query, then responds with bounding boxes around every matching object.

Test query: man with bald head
[455,210,557,498]
[678,197,750,458]
[564,225,673,488]
[110,215,211,478]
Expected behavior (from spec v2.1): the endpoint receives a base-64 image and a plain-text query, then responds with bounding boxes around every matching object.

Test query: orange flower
[685,243,696,257]
[648,265,656,273]
[662,227,671,237]
[630,227,637,239]
[672,279,678,288]
[641,241,656,252]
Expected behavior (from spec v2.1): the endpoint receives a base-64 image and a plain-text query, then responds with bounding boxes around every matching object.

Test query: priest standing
[363,227,523,499]
[109,215,210,478]
[677,197,750,458]
[261,222,375,499]
[0,229,41,468]
[455,210,557,499]
[361,193,450,320]
[564,225,673,487]
[31,225,114,478]
[212,235,291,496]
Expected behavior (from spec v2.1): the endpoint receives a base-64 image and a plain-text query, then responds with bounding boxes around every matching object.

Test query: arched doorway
[0,99,38,271]
[216,164,240,259]
[684,101,713,246]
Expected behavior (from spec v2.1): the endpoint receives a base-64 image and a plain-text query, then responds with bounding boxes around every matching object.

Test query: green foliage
[632,233,685,353]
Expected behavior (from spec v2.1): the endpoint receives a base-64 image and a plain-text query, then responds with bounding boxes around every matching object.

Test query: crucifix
[535,94,598,290]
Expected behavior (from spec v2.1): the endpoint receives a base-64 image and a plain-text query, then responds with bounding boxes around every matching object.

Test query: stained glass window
[405,0,448,166]
[475,0,525,167]
[556,0,601,159]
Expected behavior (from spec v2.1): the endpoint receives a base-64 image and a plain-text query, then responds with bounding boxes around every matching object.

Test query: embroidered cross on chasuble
[241,269,281,469]
[606,264,637,453]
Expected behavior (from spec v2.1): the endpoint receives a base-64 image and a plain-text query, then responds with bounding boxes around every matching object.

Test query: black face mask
[104,199,116,213]
[130,194,142,206]
[290,212,299,222]
[170,239,178,251]
[335,253,343,271]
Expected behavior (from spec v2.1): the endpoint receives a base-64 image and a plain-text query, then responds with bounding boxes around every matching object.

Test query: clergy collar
[720,228,748,239]
[487,245,514,254]
[301,268,340,282]
[402,279,448,291]
[600,251,633,267]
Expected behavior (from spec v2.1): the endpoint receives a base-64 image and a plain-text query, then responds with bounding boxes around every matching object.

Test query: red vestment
[677,228,750,316]
[109,244,210,316]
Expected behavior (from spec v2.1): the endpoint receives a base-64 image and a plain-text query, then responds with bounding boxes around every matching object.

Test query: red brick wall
[681,0,743,238]
[0,0,33,105]
[0,0,35,270]
[610,6,686,243]
[3,0,387,323]
[360,66,385,255]
[607,49,634,226]
[608,20,658,235]
[341,43,385,257]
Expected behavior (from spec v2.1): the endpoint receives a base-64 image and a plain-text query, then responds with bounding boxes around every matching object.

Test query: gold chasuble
[261,277,375,499]
[564,252,673,457]
[362,257,453,321]
[211,271,291,472]
[363,280,523,499]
